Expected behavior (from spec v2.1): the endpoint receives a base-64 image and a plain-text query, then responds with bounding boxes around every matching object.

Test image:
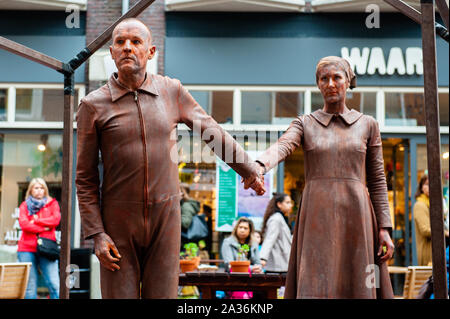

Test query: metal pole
[60,71,74,299]
[420,0,448,299]
[404,141,410,266]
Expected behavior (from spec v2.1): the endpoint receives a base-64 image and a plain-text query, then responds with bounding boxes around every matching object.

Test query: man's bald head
[113,18,152,45]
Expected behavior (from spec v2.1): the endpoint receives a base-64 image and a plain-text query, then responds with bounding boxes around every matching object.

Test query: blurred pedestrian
[221,217,262,273]
[17,178,61,299]
[260,193,293,273]
[414,174,432,266]
[180,185,201,248]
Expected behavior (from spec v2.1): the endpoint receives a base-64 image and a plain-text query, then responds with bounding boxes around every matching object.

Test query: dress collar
[108,72,159,102]
[311,109,363,127]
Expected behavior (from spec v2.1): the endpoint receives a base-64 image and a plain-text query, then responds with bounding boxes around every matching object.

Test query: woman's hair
[261,193,288,237]
[231,217,255,245]
[415,174,429,199]
[26,178,49,199]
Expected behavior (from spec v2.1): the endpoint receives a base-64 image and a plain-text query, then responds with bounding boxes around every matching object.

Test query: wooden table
[179,270,286,299]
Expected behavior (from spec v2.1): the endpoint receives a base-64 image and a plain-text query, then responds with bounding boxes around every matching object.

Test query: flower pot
[180,259,198,273]
[229,260,250,273]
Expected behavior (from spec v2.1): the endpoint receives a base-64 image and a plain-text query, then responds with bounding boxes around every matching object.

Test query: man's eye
[116,40,124,44]
[133,40,141,44]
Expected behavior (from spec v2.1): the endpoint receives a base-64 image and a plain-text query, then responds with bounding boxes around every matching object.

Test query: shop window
[0,89,7,121]
[15,88,79,122]
[0,133,63,245]
[311,91,376,118]
[439,92,449,127]
[242,91,304,125]
[385,92,425,126]
[189,90,233,124]
[416,143,449,187]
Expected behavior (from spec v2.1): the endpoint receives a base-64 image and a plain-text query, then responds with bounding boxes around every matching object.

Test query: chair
[402,266,433,299]
[0,263,32,299]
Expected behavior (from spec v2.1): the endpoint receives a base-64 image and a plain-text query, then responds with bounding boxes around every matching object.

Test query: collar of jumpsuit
[109,72,159,102]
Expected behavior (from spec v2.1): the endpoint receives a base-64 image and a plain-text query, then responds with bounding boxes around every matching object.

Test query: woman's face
[277,196,293,215]
[422,179,429,197]
[236,222,250,241]
[317,64,349,105]
[31,183,45,200]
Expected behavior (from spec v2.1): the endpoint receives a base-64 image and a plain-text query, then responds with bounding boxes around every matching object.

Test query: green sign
[216,159,237,231]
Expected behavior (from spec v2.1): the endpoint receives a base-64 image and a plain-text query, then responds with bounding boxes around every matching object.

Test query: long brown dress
[257,109,394,299]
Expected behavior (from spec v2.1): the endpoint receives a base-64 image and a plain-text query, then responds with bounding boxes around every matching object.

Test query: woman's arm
[259,217,281,262]
[19,204,47,234]
[256,117,303,173]
[414,202,432,238]
[35,200,61,228]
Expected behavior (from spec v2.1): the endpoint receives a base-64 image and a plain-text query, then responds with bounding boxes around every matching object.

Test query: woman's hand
[378,228,394,263]
[93,232,122,271]
[251,264,263,274]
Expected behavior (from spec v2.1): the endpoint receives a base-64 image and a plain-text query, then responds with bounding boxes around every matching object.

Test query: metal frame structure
[0,0,448,299]
[383,0,449,299]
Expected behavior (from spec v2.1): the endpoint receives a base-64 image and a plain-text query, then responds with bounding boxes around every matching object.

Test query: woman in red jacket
[17,178,61,299]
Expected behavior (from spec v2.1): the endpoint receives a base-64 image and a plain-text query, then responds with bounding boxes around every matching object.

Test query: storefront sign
[215,152,273,232]
[341,47,423,76]
[216,159,238,232]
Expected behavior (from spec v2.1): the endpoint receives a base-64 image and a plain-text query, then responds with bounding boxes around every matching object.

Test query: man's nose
[123,39,132,52]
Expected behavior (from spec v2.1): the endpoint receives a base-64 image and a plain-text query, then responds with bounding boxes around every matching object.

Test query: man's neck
[117,71,146,91]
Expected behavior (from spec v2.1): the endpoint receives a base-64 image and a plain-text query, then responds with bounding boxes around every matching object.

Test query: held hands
[241,163,266,196]
[93,232,122,272]
[377,228,395,263]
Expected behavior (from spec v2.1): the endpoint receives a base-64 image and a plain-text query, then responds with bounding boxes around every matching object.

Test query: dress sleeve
[256,117,303,172]
[177,81,259,180]
[366,118,392,230]
[75,100,105,239]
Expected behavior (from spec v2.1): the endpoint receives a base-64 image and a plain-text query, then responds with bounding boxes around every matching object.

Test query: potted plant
[229,244,251,273]
[179,242,201,273]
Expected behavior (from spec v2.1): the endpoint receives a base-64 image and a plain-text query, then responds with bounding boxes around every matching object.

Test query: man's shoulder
[80,84,111,108]
[150,73,182,92]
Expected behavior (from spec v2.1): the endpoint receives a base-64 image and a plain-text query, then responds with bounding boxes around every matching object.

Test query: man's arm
[176,80,264,194]
[75,101,105,239]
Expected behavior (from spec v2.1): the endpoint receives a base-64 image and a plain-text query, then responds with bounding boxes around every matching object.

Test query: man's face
[110,21,156,76]
[317,64,349,104]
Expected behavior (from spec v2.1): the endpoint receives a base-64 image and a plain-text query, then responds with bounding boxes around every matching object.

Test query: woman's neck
[323,102,349,114]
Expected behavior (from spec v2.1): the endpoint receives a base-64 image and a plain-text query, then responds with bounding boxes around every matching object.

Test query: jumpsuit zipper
[134,91,149,240]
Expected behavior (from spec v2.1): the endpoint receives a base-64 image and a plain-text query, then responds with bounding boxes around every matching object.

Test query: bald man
[75,19,265,298]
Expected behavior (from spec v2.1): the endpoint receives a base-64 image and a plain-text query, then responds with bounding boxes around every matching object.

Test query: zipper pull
[134,91,138,102]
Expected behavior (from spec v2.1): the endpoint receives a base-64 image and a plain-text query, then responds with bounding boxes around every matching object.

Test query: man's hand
[241,163,266,195]
[377,228,394,263]
[93,232,122,272]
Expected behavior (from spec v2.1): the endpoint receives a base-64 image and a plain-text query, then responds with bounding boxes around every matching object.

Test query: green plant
[181,242,199,260]
[237,244,250,261]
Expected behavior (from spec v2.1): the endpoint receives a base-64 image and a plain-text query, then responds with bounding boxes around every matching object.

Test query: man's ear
[109,46,114,59]
[148,45,156,60]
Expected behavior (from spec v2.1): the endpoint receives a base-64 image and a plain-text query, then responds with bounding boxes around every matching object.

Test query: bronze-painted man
[75,18,264,298]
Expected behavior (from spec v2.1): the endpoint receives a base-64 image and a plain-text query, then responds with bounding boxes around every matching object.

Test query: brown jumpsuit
[76,73,259,298]
[257,109,394,298]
